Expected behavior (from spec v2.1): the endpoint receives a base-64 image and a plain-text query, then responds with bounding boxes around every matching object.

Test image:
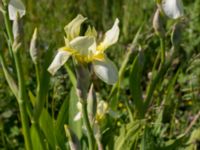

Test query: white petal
[162,0,184,19]
[101,18,120,50]
[64,14,87,40]
[48,50,71,75]
[70,36,96,56]
[93,57,118,85]
[8,0,26,20]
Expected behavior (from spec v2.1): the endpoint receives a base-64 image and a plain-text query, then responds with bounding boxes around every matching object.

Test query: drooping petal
[162,0,184,19]
[70,36,96,56]
[48,50,71,75]
[64,14,87,40]
[100,18,120,51]
[8,0,26,20]
[93,57,118,85]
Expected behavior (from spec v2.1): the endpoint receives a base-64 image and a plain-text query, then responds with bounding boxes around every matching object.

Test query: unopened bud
[30,28,39,64]
[87,84,97,124]
[76,64,90,100]
[153,8,165,38]
[171,22,183,47]
[12,12,23,43]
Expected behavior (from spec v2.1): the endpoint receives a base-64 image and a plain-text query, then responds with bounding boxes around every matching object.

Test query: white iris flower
[48,14,120,85]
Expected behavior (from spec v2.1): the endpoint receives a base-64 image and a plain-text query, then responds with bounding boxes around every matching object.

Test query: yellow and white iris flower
[48,14,120,85]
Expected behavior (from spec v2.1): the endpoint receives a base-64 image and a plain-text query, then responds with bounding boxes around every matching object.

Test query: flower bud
[87,84,97,124]
[30,28,39,64]
[153,8,165,38]
[12,12,23,43]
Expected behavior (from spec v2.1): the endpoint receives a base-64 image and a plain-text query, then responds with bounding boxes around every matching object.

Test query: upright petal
[64,14,87,40]
[93,57,118,85]
[48,49,71,75]
[8,0,26,20]
[100,18,120,51]
[85,26,97,38]
[70,36,96,56]
[162,0,184,19]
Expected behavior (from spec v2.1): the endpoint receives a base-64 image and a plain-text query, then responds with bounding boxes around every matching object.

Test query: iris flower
[161,0,184,19]
[48,15,120,85]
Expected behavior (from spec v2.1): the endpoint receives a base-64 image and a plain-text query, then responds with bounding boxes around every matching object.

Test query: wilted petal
[162,0,184,19]
[8,0,26,20]
[64,14,87,40]
[100,18,120,50]
[48,50,71,75]
[70,36,96,56]
[93,57,118,85]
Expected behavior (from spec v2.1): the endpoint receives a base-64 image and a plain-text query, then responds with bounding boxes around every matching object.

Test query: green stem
[14,51,33,150]
[160,37,165,64]
[81,100,95,150]
[2,3,14,44]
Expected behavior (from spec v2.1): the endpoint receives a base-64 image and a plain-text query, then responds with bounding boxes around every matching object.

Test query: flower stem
[81,100,95,150]
[14,51,33,150]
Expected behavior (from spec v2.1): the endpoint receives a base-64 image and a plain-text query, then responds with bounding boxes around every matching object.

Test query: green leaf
[68,87,82,139]
[34,45,54,121]
[30,125,45,150]
[0,54,18,98]
[114,120,144,150]
[129,51,145,118]
[55,97,69,150]
[64,125,81,150]
[28,90,36,107]
[64,64,77,88]
[39,109,56,149]
[140,126,158,150]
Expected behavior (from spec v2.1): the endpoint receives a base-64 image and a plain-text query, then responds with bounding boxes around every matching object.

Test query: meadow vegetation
[0,0,200,149]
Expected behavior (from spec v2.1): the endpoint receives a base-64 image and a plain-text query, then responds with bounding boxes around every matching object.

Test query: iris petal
[48,50,71,75]
[100,18,120,51]
[93,57,118,85]
[162,0,184,19]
